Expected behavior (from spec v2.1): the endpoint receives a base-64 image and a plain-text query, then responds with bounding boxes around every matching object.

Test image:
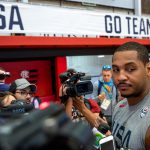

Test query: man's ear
[146,62,150,77]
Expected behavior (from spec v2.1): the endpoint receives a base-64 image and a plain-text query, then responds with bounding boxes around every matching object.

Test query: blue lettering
[105,15,112,33]
[12,108,25,113]
[113,123,132,149]
[147,19,150,35]
[133,18,138,34]
[116,125,125,145]
[9,6,24,30]
[0,4,6,29]
[112,122,119,135]
[139,18,146,34]
[122,130,131,148]
[114,16,121,33]
[126,17,131,34]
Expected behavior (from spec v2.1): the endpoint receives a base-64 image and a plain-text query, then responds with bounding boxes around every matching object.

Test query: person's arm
[59,85,73,119]
[2,95,16,106]
[72,96,107,128]
[145,125,150,149]
[65,97,73,119]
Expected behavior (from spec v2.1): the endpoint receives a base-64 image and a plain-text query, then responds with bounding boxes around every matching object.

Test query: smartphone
[92,127,105,149]
[99,135,116,150]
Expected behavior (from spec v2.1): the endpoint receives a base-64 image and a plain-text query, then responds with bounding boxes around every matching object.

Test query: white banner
[0,2,150,38]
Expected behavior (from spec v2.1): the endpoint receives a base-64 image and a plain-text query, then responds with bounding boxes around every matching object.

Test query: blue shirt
[0,83,10,92]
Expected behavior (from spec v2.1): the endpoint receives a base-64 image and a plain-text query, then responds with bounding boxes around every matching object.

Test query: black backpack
[97,80,103,95]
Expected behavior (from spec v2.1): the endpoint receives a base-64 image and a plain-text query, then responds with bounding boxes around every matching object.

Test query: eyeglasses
[102,65,112,70]
[15,91,34,97]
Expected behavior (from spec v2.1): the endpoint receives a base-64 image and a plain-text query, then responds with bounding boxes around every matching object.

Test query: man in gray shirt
[112,41,150,150]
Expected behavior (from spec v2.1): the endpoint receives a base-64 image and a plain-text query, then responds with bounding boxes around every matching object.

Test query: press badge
[101,99,111,110]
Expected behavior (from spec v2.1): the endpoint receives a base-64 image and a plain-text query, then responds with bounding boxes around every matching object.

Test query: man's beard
[121,90,142,99]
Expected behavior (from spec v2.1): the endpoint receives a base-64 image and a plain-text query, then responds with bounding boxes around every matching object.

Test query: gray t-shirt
[112,92,150,150]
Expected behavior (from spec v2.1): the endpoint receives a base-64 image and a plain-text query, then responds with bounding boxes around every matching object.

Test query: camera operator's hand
[65,97,73,119]
[72,96,107,128]
[61,84,68,95]
[59,84,73,119]
[72,96,85,111]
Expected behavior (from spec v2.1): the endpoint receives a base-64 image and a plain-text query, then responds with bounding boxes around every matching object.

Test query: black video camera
[59,72,72,84]
[0,72,10,80]
[60,72,93,97]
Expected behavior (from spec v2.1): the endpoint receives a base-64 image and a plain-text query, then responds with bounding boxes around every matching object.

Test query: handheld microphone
[98,123,110,135]
[0,100,34,114]
[98,112,110,134]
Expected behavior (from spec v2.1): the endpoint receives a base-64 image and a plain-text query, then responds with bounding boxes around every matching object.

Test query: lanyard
[102,84,113,100]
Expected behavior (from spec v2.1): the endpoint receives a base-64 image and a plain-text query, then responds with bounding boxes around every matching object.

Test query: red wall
[0,60,54,101]
[55,57,67,102]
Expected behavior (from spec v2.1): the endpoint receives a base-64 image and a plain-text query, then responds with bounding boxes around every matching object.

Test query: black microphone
[0,100,34,114]
[98,123,110,135]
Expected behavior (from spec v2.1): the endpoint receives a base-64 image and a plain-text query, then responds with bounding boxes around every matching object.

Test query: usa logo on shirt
[140,106,149,118]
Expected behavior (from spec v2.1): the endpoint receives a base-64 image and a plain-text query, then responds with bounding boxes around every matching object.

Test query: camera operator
[59,68,77,119]
[0,67,10,92]
[59,69,107,128]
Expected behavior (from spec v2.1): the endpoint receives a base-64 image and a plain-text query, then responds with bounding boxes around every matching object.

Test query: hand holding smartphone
[99,135,116,150]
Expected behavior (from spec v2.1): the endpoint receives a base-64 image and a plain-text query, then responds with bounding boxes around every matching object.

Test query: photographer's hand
[59,85,73,119]
[72,96,85,111]
[65,97,73,119]
[72,96,107,128]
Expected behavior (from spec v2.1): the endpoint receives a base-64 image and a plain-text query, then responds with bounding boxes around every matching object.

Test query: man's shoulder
[113,99,128,120]
[0,83,10,91]
[93,80,103,90]
[116,99,127,107]
[0,83,9,87]
[94,79,103,85]
[93,80,99,87]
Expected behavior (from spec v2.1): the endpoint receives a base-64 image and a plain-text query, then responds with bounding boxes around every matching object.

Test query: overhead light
[98,55,105,58]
